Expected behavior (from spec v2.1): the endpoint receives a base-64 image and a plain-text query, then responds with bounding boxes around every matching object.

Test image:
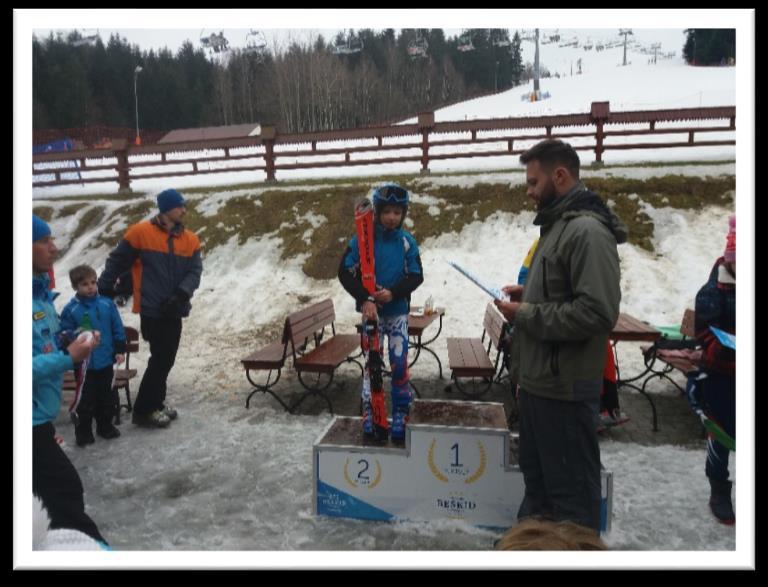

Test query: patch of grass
[51,172,734,280]
[58,203,89,218]
[583,175,735,251]
[71,206,106,242]
[89,201,155,251]
[32,206,54,222]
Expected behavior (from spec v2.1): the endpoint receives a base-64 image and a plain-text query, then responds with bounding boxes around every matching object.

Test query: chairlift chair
[201,30,229,54]
[244,30,268,56]
[490,29,511,47]
[407,34,428,59]
[457,30,474,52]
[71,29,99,47]
[332,36,363,55]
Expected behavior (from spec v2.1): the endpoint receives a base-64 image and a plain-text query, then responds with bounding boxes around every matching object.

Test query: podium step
[313,399,611,532]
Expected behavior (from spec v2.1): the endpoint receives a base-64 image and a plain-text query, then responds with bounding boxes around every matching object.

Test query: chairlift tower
[619,29,633,66]
[650,42,661,65]
[533,28,540,95]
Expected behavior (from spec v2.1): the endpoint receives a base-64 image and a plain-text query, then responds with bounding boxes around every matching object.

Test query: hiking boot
[161,405,178,421]
[708,478,735,525]
[96,423,121,440]
[132,410,171,428]
[75,427,95,447]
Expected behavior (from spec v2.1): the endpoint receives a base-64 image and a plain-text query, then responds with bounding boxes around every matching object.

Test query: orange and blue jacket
[98,216,202,318]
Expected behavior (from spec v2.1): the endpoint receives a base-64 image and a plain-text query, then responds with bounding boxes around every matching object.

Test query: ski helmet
[372,183,409,227]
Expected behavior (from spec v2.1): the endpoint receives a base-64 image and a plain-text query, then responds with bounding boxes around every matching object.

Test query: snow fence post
[114,138,132,194]
[590,101,610,167]
[261,125,277,183]
[418,112,434,175]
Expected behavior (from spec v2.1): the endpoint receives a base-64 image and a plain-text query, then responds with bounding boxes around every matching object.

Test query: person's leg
[94,366,120,438]
[601,343,620,413]
[385,315,412,441]
[74,369,98,446]
[135,316,181,416]
[33,422,107,544]
[516,389,552,521]
[527,392,602,531]
[702,373,736,523]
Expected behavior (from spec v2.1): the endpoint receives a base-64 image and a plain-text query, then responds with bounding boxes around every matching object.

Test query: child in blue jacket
[338,183,424,443]
[61,264,127,446]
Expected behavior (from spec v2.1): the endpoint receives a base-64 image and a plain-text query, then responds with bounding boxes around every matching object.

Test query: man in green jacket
[495,139,626,532]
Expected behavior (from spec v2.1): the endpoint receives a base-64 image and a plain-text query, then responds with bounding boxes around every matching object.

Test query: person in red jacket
[98,189,202,429]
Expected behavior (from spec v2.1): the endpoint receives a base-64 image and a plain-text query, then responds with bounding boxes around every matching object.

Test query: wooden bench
[640,309,700,390]
[446,302,509,398]
[287,299,363,414]
[112,326,140,424]
[634,309,701,431]
[61,326,140,425]
[241,319,290,411]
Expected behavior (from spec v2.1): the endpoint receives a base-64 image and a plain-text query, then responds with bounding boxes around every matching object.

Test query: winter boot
[362,400,386,444]
[75,421,95,447]
[96,421,121,440]
[708,477,735,525]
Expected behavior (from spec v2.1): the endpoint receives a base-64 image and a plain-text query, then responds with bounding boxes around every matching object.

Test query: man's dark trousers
[517,388,602,532]
[135,315,182,415]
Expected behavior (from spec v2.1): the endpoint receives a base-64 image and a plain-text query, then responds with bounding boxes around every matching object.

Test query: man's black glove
[160,289,189,317]
[98,284,116,299]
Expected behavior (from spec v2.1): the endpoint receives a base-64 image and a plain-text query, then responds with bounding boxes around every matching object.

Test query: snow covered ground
[18,27,753,569]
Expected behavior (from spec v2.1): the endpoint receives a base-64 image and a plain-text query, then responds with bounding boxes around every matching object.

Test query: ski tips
[354,197,373,215]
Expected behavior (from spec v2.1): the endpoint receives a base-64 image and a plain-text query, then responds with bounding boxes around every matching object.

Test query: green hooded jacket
[510,182,627,402]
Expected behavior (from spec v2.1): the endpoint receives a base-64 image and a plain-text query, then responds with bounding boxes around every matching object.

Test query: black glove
[160,290,189,317]
[99,284,116,299]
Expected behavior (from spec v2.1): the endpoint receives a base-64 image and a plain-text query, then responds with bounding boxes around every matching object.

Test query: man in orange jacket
[98,189,202,428]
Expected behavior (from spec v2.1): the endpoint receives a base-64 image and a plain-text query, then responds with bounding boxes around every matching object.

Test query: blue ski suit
[339,222,424,437]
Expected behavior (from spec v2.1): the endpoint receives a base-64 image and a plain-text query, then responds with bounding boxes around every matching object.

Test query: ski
[354,197,389,441]
[687,373,735,451]
[699,410,735,451]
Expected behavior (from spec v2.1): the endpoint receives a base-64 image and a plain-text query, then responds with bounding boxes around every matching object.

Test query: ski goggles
[374,184,409,205]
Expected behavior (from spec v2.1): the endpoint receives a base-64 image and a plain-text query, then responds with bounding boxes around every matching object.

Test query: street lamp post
[134,65,143,146]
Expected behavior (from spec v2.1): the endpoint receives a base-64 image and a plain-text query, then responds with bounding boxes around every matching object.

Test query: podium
[313,399,613,532]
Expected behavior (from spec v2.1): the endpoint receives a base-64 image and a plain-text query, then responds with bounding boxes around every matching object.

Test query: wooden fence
[32,101,736,192]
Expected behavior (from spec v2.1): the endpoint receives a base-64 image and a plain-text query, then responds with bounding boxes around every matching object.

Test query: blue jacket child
[338,183,424,442]
[60,265,126,445]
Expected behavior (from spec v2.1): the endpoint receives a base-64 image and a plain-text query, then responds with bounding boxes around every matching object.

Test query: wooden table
[408,307,446,379]
[610,312,663,430]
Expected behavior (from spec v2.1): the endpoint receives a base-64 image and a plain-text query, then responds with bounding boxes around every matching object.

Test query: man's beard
[535,180,558,212]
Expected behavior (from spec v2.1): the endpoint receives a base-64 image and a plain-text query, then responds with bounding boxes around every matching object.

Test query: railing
[32,101,735,192]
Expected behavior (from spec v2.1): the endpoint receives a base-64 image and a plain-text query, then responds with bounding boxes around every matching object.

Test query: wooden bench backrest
[124,326,140,353]
[286,299,336,349]
[681,309,696,338]
[483,302,507,350]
